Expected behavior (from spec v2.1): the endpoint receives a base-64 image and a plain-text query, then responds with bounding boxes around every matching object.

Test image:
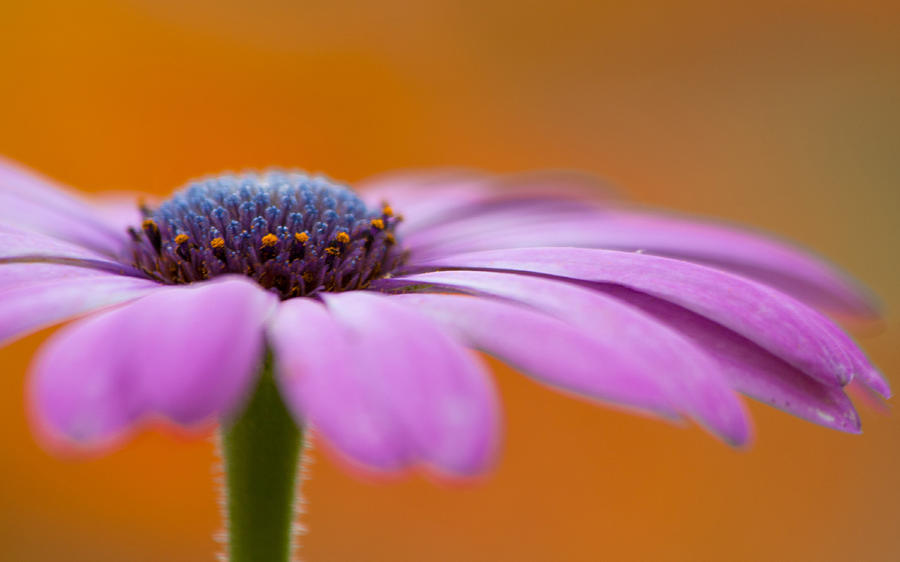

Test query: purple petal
[29,310,145,448]
[268,298,412,470]
[417,248,888,396]
[359,172,492,233]
[0,272,159,347]
[29,276,276,447]
[407,208,875,317]
[596,285,861,432]
[359,170,611,235]
[579,211,877,318]
[384,270,750,445]
[271,291,500,475]
[387,292,678,419]
[90,193,145,235]
[0,262,130,291]
[0,225,140,276]
[0,157,131,255]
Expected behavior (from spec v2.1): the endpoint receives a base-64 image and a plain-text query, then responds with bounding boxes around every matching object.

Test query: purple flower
[0,158,889,476]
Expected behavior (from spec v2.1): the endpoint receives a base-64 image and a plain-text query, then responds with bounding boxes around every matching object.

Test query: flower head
[0,158,889,475]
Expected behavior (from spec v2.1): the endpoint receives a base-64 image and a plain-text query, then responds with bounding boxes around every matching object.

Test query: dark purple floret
[128,172,405,298]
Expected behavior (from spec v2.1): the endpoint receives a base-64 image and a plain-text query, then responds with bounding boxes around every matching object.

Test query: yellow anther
[382,204,394,217]
[294,232,309,243]
[261,233,279,247]
[142,218,158,231]
[335,232,350,244]
[385,233,396,245]
[325,246,341,256]
[370,218,385,230]
[175,234,189,245]
[210,237,225,249]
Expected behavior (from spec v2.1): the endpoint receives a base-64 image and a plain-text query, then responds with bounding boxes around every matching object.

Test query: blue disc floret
[129,172,405,298]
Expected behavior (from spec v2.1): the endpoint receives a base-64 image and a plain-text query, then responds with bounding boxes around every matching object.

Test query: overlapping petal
[382,270,750,444]
[359,169,611,235]
[595,285,861,432]
[0,271,159,347]
[417,247,888,396]
[30,277,276,447]
[387,292,678,418]
[0,224,122,264]
[269,292,499,475]
[405,207,875,317]
[0,158,131,256]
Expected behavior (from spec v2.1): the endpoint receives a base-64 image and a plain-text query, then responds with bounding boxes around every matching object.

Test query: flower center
[128,172,405,298]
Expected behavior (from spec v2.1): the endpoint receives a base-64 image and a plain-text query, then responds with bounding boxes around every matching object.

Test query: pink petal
[386,270,750,445]
[90,193,146,236]
[29,276,276,448]
[0,262,132,291]
[0,157,131,256]
[388,292,678,419]
[597,285,861,432]
[407,207,875,317]
[359,171,492,233]
[270,292,500,475]
[358,169,611,235]
[0,224,141,277]
[0,272,159,347]
[268,298,411,470]
[418,247,888,397]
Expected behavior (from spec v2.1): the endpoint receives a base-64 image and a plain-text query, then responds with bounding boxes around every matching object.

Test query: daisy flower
[0,158,888,561]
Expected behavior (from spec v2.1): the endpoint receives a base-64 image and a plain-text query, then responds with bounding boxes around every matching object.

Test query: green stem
[222,356,304,562]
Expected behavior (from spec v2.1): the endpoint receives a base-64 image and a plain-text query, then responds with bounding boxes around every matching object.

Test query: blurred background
[0,1,898,560]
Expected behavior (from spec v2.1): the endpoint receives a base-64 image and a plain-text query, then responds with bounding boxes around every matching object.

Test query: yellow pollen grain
[385,233,396,244]
[382,204,394,217]
[335,232,350,244]
[294,232,309,243]
[325,246,341,256]
[142,218,158,230]
[210,237,225,249]
[370,218,385,230]
[261,233,279,247]
[175,234,189,245]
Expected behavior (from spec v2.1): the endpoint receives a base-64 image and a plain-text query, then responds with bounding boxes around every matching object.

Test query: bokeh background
[1,1,898,560]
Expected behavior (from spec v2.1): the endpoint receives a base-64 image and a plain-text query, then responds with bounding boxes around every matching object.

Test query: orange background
[1,1,898,560]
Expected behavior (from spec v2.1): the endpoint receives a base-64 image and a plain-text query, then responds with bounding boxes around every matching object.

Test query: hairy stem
[222,357,304,562]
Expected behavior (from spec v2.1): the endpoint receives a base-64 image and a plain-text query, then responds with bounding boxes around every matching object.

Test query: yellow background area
[1,2,898,560]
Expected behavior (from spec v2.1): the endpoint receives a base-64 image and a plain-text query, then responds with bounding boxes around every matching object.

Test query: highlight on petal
[383,270,751,445]
[418,247,889,397]
[0,157,132,256]
[29,276,277,449]
[269,291,500,475]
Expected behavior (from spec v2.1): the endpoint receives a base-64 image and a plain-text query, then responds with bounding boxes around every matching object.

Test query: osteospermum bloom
[0,158,889,559]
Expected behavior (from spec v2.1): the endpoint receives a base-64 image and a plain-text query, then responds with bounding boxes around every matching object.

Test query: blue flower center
[128,172,405,298]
